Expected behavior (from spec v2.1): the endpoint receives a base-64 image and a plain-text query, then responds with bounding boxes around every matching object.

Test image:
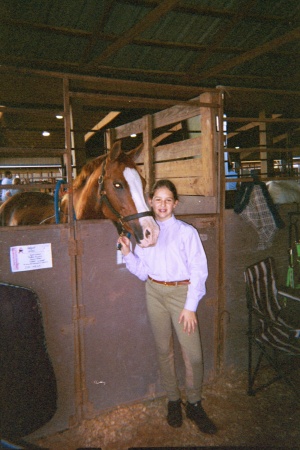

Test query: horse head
[72,141,159,248]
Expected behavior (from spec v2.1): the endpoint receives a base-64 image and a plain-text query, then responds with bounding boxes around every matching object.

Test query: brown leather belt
[148,276,190,286]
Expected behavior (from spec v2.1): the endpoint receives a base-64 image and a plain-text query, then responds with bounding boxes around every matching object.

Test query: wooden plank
[114,96,220,139]
[154,176,213,196]
[176,196,217,214]
[152,102,201,129]
[155,137,202,161]
[136,164,203,194]
[114,117,144,139]
[152,123,182,147]
[155,158,202,178]
[134,130,201,165]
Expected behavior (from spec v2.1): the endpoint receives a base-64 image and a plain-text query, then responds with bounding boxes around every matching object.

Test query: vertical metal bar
[62,77,83,423]
[216,89,226,374]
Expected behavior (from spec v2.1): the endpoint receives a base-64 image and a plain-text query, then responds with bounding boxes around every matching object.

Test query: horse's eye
[114,182,123,189]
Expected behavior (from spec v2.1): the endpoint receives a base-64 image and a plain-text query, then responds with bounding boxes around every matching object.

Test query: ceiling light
[42,131,50,137]
[56,114,63,119]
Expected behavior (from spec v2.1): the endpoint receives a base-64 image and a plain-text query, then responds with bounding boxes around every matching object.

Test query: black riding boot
[186,401,217,434]
[167,399,182,428]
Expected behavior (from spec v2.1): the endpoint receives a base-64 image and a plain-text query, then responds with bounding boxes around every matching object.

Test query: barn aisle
[29,368,300,450]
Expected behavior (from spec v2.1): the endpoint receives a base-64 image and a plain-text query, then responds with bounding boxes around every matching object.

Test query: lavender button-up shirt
[123,215,208,312]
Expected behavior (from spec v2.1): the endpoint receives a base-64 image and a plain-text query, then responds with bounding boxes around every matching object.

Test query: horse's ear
[108,141,144,162]
[126,143,144,161]
[108,140,122,162]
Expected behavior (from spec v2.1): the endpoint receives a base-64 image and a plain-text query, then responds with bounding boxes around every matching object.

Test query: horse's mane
[73,155,106,190]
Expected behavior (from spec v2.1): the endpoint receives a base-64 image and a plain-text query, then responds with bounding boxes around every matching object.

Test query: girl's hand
[117,235,131,256]
[179,309,198,334]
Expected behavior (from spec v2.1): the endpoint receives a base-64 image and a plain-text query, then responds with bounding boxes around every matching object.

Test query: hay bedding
[31,370,300,450]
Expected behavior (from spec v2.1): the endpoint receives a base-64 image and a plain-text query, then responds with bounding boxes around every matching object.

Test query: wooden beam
[0,64,205,99]
[84,111,120,142]
[69,91,215,110]
[143,114,154,192]
[1,17,297,58]
[189,0,259,73]
[87,0,181,67]
[196,27,300,80]
[80,0,117,64]
[0,147,65,156]
[226,117,300,123]
[227,114,282,139]
[152,123,182,146]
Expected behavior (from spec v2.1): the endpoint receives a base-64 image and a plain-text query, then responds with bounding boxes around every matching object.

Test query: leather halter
[98,156,153,231]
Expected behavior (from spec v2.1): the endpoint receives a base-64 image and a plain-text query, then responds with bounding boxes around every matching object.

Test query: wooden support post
[105,128,115,151]
[143,114,153,193]
[199,92,218,197]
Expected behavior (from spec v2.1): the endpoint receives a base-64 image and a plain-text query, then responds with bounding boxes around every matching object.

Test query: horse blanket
[234,181,285,250]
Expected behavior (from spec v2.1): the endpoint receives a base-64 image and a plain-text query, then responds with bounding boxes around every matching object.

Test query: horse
[0,141,160,248]
[267,180,300,205]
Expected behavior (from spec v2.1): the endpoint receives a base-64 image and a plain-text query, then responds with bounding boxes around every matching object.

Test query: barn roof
[1,0,299,90]
[0,0,299,158]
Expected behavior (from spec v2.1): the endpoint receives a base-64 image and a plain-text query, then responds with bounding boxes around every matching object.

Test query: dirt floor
[25,368,300,450]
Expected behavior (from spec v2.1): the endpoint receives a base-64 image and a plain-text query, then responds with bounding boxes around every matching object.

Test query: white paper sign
[10,243,53,272]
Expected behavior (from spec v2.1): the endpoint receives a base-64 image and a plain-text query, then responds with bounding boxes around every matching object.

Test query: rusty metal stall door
[0,225,78,438]
[75,220,163,418]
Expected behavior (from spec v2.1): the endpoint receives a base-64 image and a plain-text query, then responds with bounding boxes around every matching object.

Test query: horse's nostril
[145,229,151,238]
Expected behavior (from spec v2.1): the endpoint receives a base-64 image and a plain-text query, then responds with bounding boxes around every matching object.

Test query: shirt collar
[156,214,176,230]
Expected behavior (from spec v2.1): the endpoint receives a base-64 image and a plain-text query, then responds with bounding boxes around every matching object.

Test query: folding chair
[244,257,300,400]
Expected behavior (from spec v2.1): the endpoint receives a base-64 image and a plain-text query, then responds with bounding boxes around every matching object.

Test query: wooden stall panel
[75,220,163,418]
[0,225,77,438]
[114,92,219,203]
[153,137,214,196]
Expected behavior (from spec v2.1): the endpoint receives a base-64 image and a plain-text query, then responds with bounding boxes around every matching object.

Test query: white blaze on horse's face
[123,167,159,247]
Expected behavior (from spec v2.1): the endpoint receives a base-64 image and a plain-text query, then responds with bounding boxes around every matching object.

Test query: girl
[118,179,217,434]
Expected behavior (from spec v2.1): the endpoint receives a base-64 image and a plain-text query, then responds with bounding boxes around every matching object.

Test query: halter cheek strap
[98,157,153,232]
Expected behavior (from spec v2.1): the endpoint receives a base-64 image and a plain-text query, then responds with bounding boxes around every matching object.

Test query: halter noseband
[98,156,153,231]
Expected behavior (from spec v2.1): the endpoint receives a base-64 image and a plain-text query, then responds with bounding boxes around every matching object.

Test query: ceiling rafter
[188,0,259,73]
[120,0,298,24]
[193,26,300,81]
[87,0,181,67]
[2,45,297,92]
[1,19,297,59]
[80,0,117,64]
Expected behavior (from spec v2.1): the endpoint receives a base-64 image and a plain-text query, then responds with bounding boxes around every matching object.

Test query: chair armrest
[277,287,300,338]
[278,286,300,302]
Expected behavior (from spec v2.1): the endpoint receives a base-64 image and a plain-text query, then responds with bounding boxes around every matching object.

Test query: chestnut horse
[0,141,159,248]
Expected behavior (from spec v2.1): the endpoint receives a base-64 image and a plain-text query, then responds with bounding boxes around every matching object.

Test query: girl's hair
[149,179,179,201]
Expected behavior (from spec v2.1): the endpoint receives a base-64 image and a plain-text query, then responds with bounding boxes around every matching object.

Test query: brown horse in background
[0,141,159,248]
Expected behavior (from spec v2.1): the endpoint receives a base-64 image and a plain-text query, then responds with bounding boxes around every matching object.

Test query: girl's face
[149,186,178,222]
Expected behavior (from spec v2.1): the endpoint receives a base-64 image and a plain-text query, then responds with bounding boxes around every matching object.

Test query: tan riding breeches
[145,278,203,403]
